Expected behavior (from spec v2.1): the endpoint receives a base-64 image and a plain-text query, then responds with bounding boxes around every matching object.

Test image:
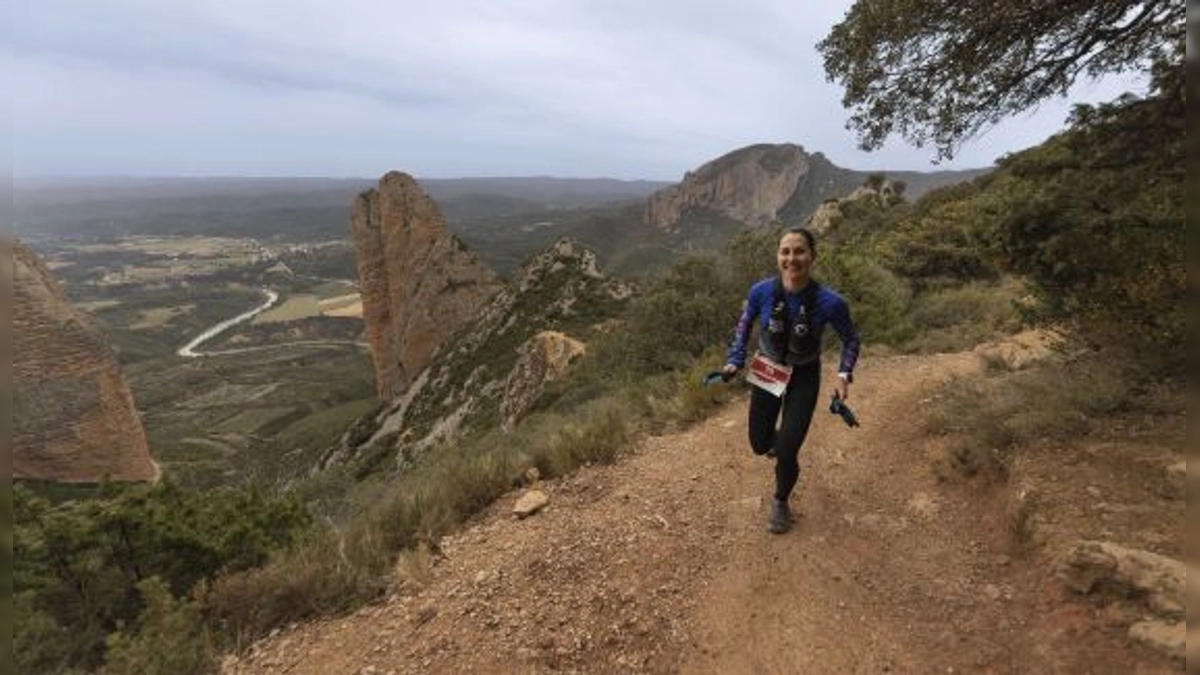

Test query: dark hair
[780,226,817,257]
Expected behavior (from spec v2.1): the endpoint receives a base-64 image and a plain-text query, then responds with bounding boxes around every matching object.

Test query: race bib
[745,353,792,397]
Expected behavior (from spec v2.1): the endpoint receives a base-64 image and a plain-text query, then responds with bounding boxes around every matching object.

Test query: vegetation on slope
[14,9,1184,668]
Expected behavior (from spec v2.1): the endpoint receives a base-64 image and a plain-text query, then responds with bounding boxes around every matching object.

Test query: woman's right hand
[722,363,739,378]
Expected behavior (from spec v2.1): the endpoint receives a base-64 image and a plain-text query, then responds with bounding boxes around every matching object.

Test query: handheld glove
[701,370,733,386]
[829,395,860,427]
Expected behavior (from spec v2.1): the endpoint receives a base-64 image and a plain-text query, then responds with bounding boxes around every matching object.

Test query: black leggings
[747,362,820,501]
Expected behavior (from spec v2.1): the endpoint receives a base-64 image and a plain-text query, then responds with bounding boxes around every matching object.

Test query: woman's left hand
[834,377,850,401]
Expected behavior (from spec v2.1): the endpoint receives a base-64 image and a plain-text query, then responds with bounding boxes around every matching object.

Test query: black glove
[701,370,733,386]
[830,395,860,427]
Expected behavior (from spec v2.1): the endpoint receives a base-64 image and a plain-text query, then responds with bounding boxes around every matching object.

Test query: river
[177,288,279,357]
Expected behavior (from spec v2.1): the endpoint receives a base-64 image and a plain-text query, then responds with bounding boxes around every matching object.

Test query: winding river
[177,288,279,357]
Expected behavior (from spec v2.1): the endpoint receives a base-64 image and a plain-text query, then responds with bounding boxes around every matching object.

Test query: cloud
[12,0,1148,179]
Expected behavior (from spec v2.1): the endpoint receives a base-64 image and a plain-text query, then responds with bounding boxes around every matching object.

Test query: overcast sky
[12,0,1146,180]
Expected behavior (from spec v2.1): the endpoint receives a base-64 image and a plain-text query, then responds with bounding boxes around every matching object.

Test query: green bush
[819,251,916,346]
[103,578,215,675]
[904,281,1021,353]
[14,481,310,673]
[987,68,1184,373]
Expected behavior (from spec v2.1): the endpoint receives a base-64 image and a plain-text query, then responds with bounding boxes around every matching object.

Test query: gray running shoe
[768,498,793,534]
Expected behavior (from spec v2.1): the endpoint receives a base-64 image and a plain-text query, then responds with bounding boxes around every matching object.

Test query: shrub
[14,481,311,672]
[819,251,916,347]
[549,398,635,467]
[204,532,378,650]
[103,578,215,675]
[904,281,1021,353]
[989,74,1184,373]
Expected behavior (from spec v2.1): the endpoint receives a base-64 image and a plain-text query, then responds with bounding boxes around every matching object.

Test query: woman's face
[777,232,814,284]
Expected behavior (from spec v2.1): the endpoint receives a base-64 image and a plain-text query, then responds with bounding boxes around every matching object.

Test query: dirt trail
[225,347,1179,675]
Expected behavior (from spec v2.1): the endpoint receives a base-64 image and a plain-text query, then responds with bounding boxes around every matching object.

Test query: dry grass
[204,534,381,651]
[394,541,438,591]
[1005,485,1039,553]
[925,353,1136,483]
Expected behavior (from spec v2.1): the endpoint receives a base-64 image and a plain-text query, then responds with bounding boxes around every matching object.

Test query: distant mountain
[420,176,670,209]
[13,154,986,279]
[644,143,990,231]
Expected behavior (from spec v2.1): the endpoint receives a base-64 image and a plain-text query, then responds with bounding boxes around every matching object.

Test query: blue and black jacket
[726,277,861,376]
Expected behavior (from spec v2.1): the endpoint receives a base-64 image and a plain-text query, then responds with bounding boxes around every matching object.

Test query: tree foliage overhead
[817,0,1185,160]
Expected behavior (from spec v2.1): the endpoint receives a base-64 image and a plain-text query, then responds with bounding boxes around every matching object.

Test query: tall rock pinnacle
[350,171,503,401]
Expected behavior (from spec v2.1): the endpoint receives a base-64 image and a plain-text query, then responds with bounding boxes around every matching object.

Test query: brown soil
[223,343,1184,674]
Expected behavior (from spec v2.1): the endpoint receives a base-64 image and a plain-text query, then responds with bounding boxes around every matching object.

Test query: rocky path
[224,347,1180,674]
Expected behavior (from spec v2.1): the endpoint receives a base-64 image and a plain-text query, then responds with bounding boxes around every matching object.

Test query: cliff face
[350,171,504,401]
[13,240,158,483]
[644,144,812,229]
[644,143,988,233]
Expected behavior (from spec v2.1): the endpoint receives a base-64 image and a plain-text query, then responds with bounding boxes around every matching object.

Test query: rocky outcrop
[1058,540,1184,619]
[13,240,158,483]
[1058,540,1187,662]
[350,171,503,401]
[500,331,587,431]
[645,143,988,233]
[334,239,630,469]
[645,144,812,230]
[805,181,903,234]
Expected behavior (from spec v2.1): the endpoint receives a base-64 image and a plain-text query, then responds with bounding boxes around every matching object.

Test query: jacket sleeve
[725,288,758,369]
[829,296,861,375]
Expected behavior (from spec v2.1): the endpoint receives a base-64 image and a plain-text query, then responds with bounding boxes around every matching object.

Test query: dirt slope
[224,346,1182,674]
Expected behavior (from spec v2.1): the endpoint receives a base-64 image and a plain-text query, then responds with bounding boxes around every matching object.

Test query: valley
[12,156,989,495]
[13,175,681,493]
[25,232,376,490]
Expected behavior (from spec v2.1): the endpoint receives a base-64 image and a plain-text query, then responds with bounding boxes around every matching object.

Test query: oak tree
[817,0,1185,160]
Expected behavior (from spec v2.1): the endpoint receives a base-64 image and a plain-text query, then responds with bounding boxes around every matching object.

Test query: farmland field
[24,231,375,489]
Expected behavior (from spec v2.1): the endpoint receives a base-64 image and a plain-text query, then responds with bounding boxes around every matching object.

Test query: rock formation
[644,144,814,229]
[350,171,503,401]
[1058,539,1186,662]
[330,238,629,470]
[644,142,989,232]
[1058,540,1184,619]
[500,331,587,431]
[13,239,158,483]
[806,180,905,234]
